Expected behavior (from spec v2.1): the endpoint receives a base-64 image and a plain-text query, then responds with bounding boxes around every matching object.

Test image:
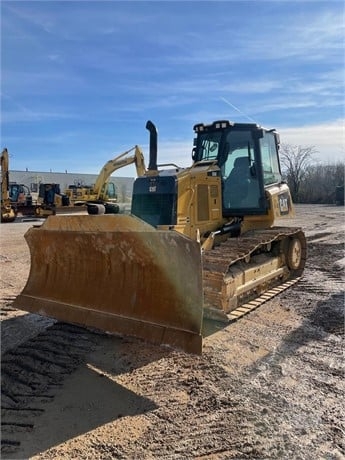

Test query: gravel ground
[1,204,344,459]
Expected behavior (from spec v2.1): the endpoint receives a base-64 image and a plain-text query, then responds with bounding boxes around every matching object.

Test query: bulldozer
[13,120,306,354]
[1,148,17,222]
[31,183,70,217]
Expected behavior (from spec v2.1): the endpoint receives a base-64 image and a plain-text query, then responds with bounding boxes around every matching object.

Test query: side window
[260,132,281,185]
[195,132,222,161]
[201,139,219,160]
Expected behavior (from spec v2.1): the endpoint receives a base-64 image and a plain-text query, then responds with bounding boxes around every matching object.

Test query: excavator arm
[1,148,10,202]
[1,148,17,222]
[93,145,146,200]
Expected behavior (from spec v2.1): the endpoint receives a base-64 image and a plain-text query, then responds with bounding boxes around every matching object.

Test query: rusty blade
[13,214,203,354]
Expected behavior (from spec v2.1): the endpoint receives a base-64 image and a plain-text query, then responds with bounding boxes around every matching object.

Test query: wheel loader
[13,120,306,354]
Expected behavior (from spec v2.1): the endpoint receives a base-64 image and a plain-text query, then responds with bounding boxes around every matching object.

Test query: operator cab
[192,120,282,217]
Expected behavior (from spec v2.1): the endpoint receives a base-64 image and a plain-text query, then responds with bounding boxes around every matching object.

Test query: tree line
[279,144,344,205]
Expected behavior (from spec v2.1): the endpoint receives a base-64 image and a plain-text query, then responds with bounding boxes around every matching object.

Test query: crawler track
[203,226,307,320]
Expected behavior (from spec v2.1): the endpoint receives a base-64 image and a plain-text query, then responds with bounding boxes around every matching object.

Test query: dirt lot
[1,205,344,459]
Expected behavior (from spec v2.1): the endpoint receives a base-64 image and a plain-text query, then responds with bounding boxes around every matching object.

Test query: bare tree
[279,143,318,202]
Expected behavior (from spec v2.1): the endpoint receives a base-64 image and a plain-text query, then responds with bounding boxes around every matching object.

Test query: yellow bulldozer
[13,120,306,353]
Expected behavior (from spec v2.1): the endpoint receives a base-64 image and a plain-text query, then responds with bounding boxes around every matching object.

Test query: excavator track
[202,226,307,322]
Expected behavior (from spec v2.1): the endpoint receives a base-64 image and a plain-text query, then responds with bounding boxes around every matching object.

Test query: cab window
[106,182,117,199]
[194,132,222,161]
[260,132,281,185]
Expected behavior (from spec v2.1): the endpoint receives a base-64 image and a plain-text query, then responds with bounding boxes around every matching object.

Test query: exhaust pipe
[146,120,158,171]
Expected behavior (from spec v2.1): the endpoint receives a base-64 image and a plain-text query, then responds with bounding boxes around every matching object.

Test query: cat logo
[149,178,157,192]
[278,193,290,215]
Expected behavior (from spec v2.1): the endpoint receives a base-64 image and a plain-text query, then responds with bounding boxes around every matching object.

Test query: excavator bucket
[13,214,203,354]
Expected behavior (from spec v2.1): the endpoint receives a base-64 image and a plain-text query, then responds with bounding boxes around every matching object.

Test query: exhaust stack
[146,120,158,171]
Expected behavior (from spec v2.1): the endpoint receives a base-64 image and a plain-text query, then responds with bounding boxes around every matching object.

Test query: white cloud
[157,120,345,170]
[279,119,344,163]
[161,121,345,168]
[2,2,344,174]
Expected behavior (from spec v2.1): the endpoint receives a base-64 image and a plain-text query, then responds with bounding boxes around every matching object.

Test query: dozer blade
[13,214,203,354]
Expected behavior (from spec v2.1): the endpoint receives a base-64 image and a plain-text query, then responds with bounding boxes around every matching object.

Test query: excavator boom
[1,148,17,222]
[93,145,146,200]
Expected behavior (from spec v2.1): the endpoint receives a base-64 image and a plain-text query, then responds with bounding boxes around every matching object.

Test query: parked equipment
[9,182,46,217]
[9,183,33,207]
[1,151,72,220]
[34,183,71,217]
[64,182,118,212]
[14,120,306,353]
[63,147,145,215]
[1,148,17,222]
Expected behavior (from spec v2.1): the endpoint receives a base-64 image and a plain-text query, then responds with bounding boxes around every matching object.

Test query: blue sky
[1,0,344,177]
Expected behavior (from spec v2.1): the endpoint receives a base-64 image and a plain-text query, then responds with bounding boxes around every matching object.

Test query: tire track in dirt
[1,322,101,455]
[110,346,251,459]
[101,233,344,459]
[1,206,344,459]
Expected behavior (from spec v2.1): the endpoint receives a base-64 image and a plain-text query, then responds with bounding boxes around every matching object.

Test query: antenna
[221,97,257,123]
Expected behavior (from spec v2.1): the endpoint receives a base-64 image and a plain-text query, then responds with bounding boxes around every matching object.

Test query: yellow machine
[64,146,146,214]
[9,183,33,207]
[1,148,62,220]
[1,148,17,222]
[64,183,116,209]
[33,183,72,217]
[14,120,306,353]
